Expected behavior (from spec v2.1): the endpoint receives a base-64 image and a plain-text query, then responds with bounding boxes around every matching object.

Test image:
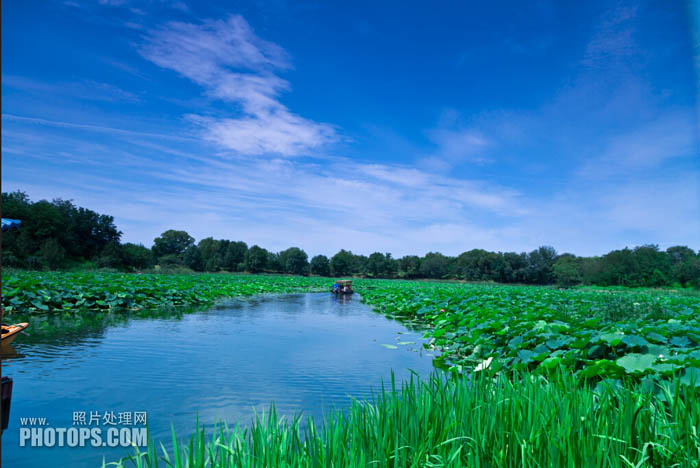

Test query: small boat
[1,323,29,347]
[331,280,354,295]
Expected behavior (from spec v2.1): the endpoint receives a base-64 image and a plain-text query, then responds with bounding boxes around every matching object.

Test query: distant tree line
[2,191,699,288]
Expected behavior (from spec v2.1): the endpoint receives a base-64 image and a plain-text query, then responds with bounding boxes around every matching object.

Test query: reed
[105,371,700,468]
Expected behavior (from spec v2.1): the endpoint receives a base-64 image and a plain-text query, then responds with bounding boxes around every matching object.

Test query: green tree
[122,243,153,270]
[183,245,204,271]
[158,254,184,268]
[205,254,223,272]
[245,245,268,273]
[198,237,221,268]
[502,252,528,283]
[632,245,671,287]
[310,255,331,276]
[672,258,700,288]
[366,252,397,278]
[667,246,697,264]
[279,247,309,275]
[223,241,248,271]
[398,255,421,278]
[330,250,354,276]
[153,230,194,260]
[39,238,66,269]
[553,254,583,287]
[366,252,386,277]
[525,246,558,284]
[97,242,124,269]
[352,254,369,276]
[266,252,283,273]
[419,252,449,278]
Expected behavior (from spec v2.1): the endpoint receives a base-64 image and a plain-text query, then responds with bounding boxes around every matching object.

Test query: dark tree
[553,254,583,287]
[245,245,268,273]
[97,242,124,269]
[40,238,66,269]
[122,243,154,270]
[279,247,309,275]
[330,250,354,276]
[524,246,558,284]
[223,241,248,271]
[398,255,421,278]
[310,255,331,276]
[266,252,283,273]
[419,252,449,279]
[153,230,194,259]
[183,245,204,271]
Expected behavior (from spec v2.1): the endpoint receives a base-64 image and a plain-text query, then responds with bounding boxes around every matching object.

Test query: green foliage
[223,241,247,271]
[310,255,330,276]
[279,247,309,275]
[419,252,449,278]
[106,371,700,468]
[330,249,354,276]
[39,238,66,269]
[358,279,700,381]
[398,255,421,278]
[366,252,396,278]
[97,242,124,270]
[553,254,583,287]
[183,246,204,272]
[1,271,331,315]
[265,252,283,273]
[153,230,194,260]
[524,245,557,284]
[158,254,185,268]
[245,245,268,273]
[2,191,121,267]
[121,243,154,270]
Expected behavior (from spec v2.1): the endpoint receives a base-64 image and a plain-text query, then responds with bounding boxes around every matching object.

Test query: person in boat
[333,283,340,294]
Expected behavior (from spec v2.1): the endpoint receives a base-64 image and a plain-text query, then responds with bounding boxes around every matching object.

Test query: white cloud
[139,15,337,155]
[577,111,698,177]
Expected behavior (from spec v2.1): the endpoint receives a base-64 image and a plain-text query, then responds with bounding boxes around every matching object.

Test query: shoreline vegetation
[104,372,700,468]
[3,191,700,290]
[4,273,699,382]
[4,272,700,466]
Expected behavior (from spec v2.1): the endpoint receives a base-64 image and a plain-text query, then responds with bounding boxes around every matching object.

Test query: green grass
[106,371,700,468]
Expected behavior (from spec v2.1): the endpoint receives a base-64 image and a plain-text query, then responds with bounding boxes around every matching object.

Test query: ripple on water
[3,293,435,468]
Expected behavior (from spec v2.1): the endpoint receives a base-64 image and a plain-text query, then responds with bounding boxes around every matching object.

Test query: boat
[1,323,29,347]
[331,280,354,295]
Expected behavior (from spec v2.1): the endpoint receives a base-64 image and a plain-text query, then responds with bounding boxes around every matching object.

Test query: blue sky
[2,0,699,257]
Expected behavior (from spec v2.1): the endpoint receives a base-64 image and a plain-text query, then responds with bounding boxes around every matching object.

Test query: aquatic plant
[105,371,700,468]
[2,272,330,314]
[356,280,700,381]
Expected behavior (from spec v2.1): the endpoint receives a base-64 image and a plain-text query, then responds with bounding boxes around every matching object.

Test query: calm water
[2,293,436,467]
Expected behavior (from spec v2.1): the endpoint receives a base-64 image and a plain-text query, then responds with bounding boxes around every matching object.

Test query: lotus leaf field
[3,271,700,384]
[358,280,700,384]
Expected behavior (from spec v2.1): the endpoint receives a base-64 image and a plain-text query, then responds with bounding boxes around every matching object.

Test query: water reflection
[1,343,25,360]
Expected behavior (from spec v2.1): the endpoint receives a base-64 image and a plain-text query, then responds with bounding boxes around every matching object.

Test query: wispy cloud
[3,75,141,103]
[577,111,698,177]
[583,4,639,67]
[139,15,338,156]
[418,110,491,171]
[1,114,195,141]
